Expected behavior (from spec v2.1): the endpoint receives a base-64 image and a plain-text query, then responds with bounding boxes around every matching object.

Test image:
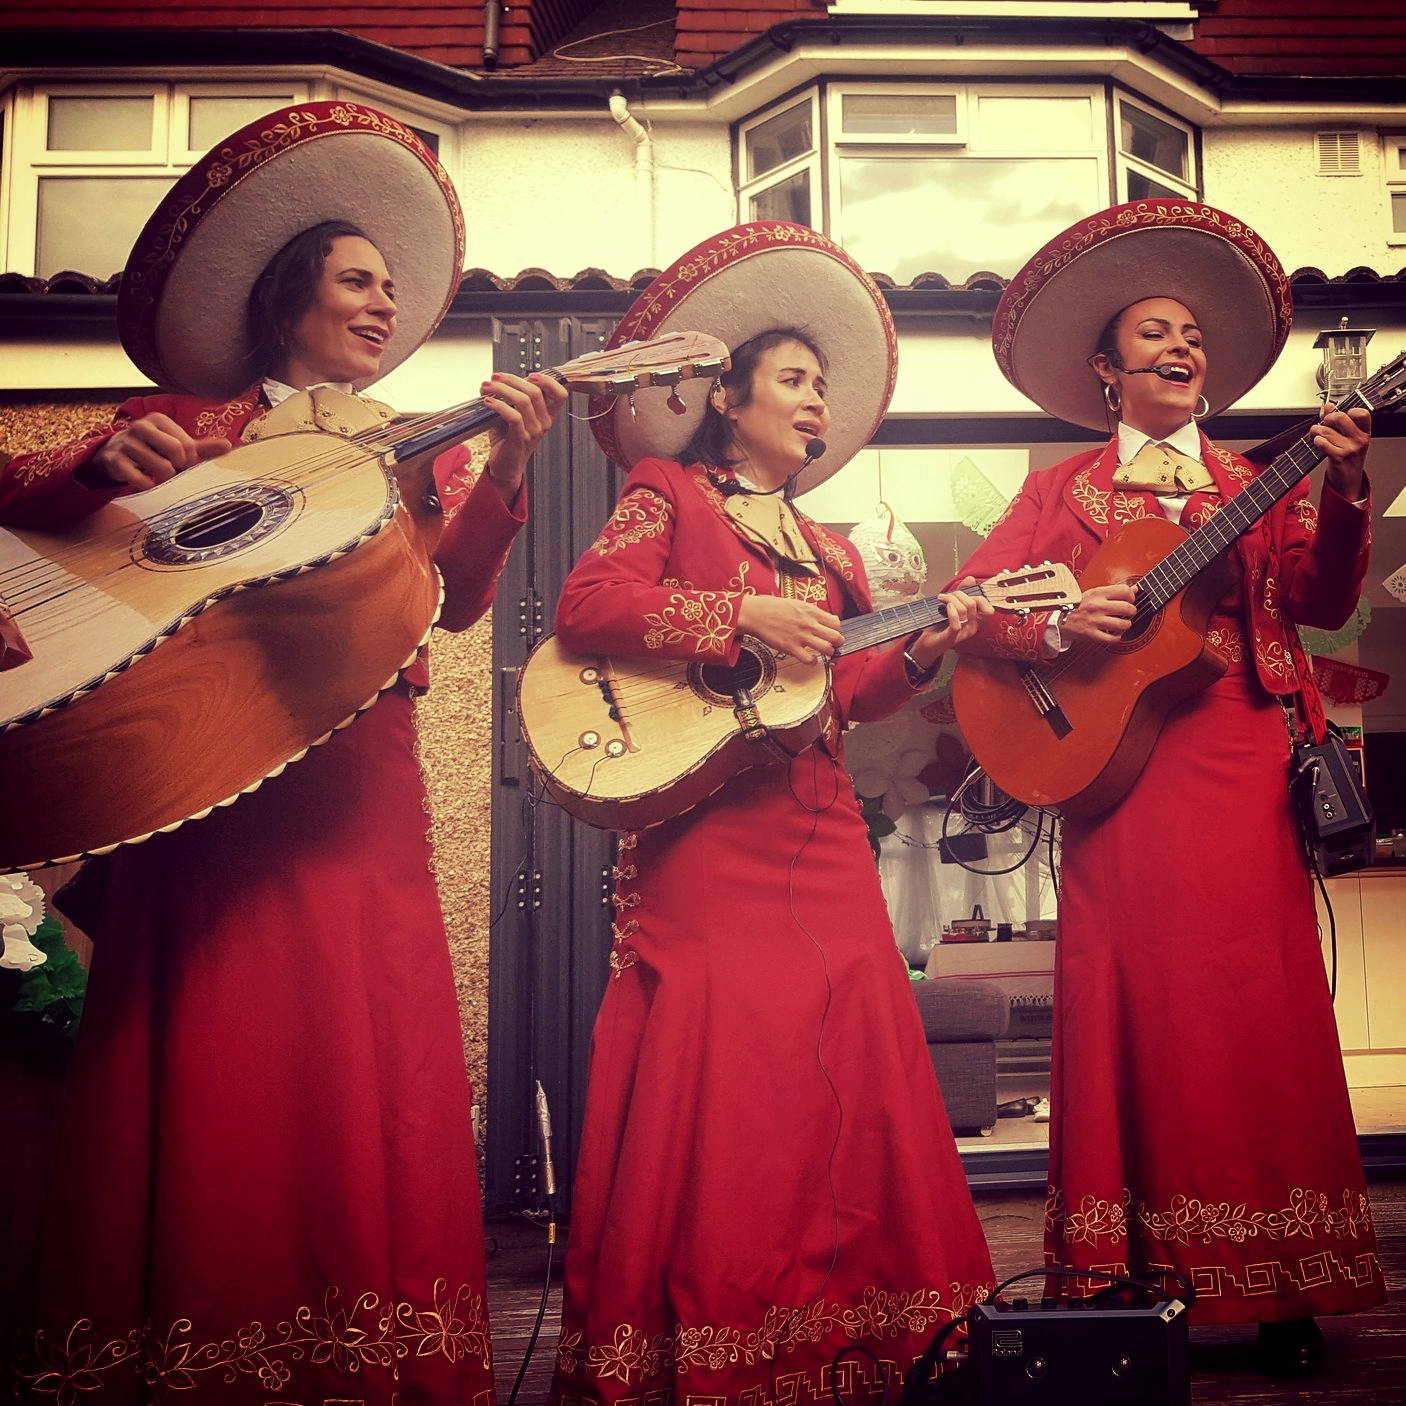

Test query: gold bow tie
[1113,441,1217,496]
[723,491,820,573]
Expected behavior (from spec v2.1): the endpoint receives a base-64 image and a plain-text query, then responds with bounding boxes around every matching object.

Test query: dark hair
[1092,307,1127,371]
[243,220,374,381]
[680,326,828,473]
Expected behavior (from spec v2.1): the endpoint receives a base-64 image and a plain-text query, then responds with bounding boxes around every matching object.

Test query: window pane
[975,97,1092,149]
[1127,168,1183,201]
[842,94,957,137]
[1394,192,1406,235]
[48,96,154,152]
[746,103,812,181]
[188,97,294,152]
[749,168,810,226]
[837,156,1101,283]
[1119,103,1187,181]
[37,176,177,278]
[1398,147,1406,172]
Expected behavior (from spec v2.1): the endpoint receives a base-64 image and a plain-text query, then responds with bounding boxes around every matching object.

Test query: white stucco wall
[1203,127,1405,278]
[452,114,734,280]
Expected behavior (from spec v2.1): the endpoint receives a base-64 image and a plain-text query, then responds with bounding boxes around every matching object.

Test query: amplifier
[1290,728,1376,877]
[966,1298,1189,1406]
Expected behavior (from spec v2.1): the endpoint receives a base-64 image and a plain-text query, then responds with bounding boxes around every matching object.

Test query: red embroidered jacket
[0,390,525,685]
[950,434,1371,700]
[556,457,927,732]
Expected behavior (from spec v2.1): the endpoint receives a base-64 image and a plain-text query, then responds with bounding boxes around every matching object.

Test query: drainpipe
[609,91,655,268]
[483,0,501,70]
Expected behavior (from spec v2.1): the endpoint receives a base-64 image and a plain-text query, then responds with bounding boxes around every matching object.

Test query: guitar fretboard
[1135,380,1379,619]
[836,588,984,655]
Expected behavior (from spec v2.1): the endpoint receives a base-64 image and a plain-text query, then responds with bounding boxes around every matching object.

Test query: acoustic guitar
[953,350,1406,818]
[0,332,729,869]
[517,563,1079,830]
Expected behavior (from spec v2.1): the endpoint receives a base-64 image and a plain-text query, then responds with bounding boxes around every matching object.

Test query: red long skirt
[12,687,495,1404]
[1047,664,1385,1324]
[549,748,995,1406]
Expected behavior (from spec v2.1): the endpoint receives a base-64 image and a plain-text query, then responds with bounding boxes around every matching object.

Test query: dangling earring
[1103,381,1121,414]
[1191,394,1209,420]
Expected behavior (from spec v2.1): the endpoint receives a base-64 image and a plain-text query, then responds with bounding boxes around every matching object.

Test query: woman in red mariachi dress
[951,203,1385,1378]
[1,105,564,1405]
[546,225,996,1406]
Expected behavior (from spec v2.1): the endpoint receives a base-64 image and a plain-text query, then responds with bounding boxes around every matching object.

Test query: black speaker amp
[1290,727,1376,876]
[966,1297,1189,1406]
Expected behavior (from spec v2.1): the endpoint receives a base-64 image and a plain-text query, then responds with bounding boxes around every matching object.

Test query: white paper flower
[1,871,48,971]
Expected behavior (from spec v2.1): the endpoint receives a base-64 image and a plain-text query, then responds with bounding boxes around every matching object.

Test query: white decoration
[0,871,48,971]
[1383,562,1406,605]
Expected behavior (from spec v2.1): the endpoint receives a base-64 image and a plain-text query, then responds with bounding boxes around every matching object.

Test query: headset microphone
[801,438,827,469]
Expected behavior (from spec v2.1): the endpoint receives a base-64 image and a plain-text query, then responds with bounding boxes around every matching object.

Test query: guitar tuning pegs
[666,388,687,416]
[627,392,638,420]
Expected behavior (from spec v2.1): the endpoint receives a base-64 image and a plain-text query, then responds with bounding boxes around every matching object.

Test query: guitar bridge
[1018,665,1073,739]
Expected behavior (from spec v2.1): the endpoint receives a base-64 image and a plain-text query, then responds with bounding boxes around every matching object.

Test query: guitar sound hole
[691,644,776,707]
[140,482,295,567]
[699,651,763,696]
[173,500,265,550]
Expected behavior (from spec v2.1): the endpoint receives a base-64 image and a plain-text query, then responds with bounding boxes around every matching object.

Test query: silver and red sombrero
[993,200,1293,431]
[118,101,464,398]
[591,221,897,495]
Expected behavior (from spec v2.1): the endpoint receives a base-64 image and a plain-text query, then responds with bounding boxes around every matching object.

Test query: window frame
[1384,133,1406,248]
[2,80,310,279]
[737,89,823,230]
[1112,91,1198,202]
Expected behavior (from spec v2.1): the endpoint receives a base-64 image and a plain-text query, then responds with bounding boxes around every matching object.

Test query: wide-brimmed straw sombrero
[591,221,897,494]
[993,200,1293,431]
[118,101,464,398]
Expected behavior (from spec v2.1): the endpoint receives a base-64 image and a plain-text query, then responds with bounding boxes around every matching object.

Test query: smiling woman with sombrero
[545,222,996,1406]
[0,103,564,1403]
[950,201,1385,1377]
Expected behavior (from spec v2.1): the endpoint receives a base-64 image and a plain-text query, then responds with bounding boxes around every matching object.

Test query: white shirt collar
[261,377,354,407]
[1116,418,1204,466]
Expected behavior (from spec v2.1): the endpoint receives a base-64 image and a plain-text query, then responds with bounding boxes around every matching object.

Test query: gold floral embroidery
[805,521,857,583]
[1206,441,1252,491]
[1205,624,1246,662]
[22,1281,490,1403]
[591,489,672,557]
[1069,464,1153,528]
[1186,497,1222,530]
[1288,496,1318,532]
[1262,569,1282,620]
[728,560,755,597]
[586,1324,671,1385]
[642,591,738,655]
[9,417,129,488]
[555,1329,585,1377]
[1253,631,1295,687]
[1048,1184,1377,1251]
[560,1282,989,1391]
[200,390,262,442]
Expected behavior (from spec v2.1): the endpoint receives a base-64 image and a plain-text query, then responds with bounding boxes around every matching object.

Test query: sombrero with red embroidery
[118,101,464,398]
[993,200,1293,432]
[591,221,897,494]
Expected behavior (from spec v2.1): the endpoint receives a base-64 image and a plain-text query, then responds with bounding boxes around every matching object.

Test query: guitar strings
[1,349,724,610]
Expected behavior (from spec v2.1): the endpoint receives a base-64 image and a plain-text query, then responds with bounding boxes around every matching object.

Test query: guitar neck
[374,371,568,464]
[836,587,985,656]
[1137,382,1373,613]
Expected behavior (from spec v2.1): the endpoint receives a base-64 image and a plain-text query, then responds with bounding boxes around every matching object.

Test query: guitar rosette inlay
[138,483,297,567]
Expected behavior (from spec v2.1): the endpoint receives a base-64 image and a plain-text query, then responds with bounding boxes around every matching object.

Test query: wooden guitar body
[517,635,832,831]
[0,437,438,868]
[953,516,1231,817]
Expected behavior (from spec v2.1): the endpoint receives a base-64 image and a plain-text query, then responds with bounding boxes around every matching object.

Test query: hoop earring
[1103,381,1121,414]
[1191,394,1209,421]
